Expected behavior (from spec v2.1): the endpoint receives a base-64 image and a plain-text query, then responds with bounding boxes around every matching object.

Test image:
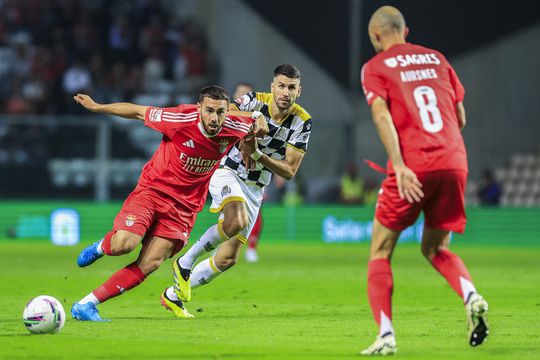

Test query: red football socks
[367,258,393,327]
[431,249,473,300]
[93,262,146,303]
[100,231,116,256]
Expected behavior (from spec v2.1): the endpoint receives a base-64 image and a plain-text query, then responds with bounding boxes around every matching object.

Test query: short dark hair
[199,85,229,103]
[273,64,301,79]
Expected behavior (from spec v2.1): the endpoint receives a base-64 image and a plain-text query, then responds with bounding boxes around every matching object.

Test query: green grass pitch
[1,241,539,359]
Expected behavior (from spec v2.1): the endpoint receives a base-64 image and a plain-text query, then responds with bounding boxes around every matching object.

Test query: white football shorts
[208,168,264,244]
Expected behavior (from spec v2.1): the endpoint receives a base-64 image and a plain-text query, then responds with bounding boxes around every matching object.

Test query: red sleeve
[448,65,465,103]
[361,61,388,106]
[224,115,254,140]
[144,104,199,138]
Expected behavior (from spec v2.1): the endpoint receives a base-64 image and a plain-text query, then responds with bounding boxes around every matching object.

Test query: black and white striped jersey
[220,92,313,188]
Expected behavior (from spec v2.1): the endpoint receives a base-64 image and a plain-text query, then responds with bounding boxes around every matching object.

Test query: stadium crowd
[0,0,211,114]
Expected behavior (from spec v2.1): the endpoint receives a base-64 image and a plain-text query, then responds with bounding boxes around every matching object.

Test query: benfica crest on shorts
[219,140,229,153]
[125,214,136,227]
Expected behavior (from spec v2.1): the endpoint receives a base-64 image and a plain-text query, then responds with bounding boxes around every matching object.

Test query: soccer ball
[23,295,66,334]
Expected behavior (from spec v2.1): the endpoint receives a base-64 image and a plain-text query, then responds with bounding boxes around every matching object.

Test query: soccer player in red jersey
[359,6,489,355]
[70,85,268,321]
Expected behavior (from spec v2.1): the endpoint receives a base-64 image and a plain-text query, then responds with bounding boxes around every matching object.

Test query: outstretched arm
[228,109,269,138]
[371,96,424,203]
[73,94,148,121]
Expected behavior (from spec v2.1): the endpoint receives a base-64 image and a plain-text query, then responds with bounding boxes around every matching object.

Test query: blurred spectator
[283,173,306,206]
[0,0,213,199]
[478,169,502,206]
[363,178,379,206]
[63,60,92,95]
[339,162,364,204]
[0,1,212,114]
[233,82,254,99]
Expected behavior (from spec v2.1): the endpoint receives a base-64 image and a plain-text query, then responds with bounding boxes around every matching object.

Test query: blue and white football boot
[77,239,104,267]
[71,302,110,322]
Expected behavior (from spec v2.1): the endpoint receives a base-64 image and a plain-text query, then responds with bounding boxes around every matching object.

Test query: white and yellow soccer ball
[23,295,66,334]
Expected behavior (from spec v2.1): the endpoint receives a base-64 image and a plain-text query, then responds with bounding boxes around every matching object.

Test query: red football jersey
[361,43,467,174]
[138,104,253,212]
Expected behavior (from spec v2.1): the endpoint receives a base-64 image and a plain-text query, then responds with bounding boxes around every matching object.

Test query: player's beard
[276,97,293,110]
[203,121,221,135]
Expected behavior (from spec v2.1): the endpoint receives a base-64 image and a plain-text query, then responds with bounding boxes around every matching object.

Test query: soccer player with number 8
[359,6,489,355]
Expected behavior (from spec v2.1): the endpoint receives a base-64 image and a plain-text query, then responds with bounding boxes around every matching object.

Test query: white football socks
[166,286,179,301]
[191,257,222,289]
[96,239,104,255]
[460,276,477,303]
[379,311,395,337]
[78,292,100,306]
[179,223,229,270]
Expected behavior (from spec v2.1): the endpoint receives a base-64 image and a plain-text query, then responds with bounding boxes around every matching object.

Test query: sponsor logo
[384,53,441,68]
[116,285,125,293]
[183,139,195,148]
[219,139,229,153]
[274,127,288,141]
[203,242,216,251]
[179,152,219,174]
[126,214,136,227]
[384,57,399,68]
[149,109,163,122]
[221,185,231,197]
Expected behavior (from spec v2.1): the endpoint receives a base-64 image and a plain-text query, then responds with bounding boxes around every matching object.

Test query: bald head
[368,6,407,53]
[369,6,406,34]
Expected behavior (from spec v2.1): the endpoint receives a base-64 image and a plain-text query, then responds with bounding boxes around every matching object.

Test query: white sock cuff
[78,292,100,305]
[209,256,222,273]
[379,311,394,337]
[217,221,231,241]
[166,286,178,301]
[96,239,104,255]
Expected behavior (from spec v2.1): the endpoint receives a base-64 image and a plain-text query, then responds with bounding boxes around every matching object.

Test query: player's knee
[110,233,139,255]
[214,256,237,271]
[222,214,248,238]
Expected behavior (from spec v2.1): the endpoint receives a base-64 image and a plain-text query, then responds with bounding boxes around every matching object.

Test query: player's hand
[251,114,269,138]
[394,164,424,203]
[239,135,257,171]
[73,93,100,112]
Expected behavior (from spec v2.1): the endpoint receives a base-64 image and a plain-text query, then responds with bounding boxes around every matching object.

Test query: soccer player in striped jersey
[166,64,312,309]
[70,85,268,321]
[233,82,264,263]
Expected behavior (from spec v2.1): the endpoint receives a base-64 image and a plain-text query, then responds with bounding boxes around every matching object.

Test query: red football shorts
[113,186,197,256]
[375,170,467,233]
